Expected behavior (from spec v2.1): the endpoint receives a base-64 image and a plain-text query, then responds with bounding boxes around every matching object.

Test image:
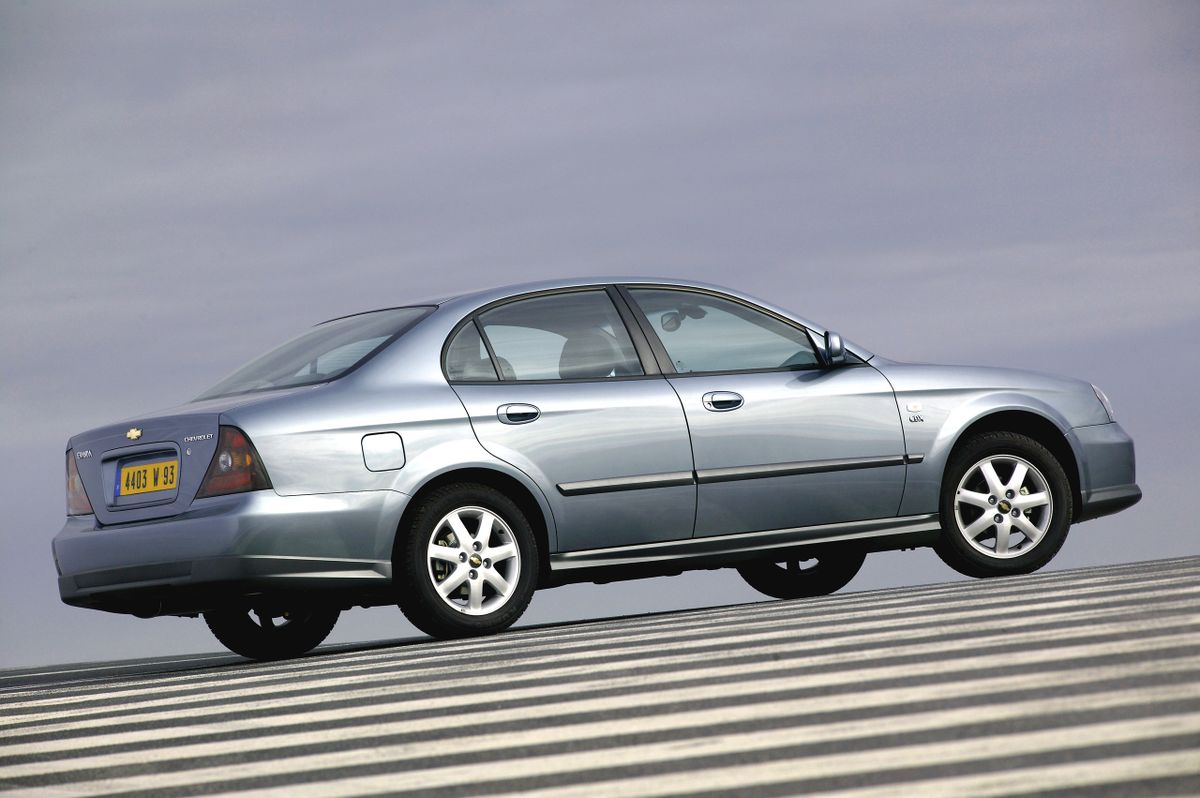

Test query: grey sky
[1,2,1197,668]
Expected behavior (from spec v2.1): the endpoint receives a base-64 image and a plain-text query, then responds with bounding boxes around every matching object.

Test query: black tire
[737,547,866,599]
[203,606,340,661]
[935,430,1072,578]
[395,483,539,639]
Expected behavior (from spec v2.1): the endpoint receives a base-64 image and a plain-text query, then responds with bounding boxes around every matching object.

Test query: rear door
[446,287,696,552]
[623,286,907,538]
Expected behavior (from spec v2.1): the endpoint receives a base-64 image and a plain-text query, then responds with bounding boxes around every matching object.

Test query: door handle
[702,391,743,412]
[497,403,540,425]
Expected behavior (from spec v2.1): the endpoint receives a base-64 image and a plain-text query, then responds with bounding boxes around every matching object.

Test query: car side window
[477,291,644,381]
[628,288,820,374]
[445,321,499,382]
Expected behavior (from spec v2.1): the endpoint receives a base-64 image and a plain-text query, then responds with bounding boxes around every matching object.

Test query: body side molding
[556,471,695,497]
[556,454,927,496]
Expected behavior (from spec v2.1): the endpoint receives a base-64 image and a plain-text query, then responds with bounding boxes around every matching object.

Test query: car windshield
[196,307,432,399]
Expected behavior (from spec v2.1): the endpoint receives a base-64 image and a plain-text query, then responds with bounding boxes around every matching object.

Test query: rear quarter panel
[220,307,561,551]
[225,381,477,497]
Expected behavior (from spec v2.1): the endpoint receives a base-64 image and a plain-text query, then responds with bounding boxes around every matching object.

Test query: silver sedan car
[54,278,1141,660]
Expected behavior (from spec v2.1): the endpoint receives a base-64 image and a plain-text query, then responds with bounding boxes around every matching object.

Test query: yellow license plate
[117,460,179,496]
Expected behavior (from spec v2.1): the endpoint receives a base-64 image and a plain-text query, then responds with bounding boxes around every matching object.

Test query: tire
[935,430,1072,578]
[203,606,340,661]
[737,547,866,599]
[395,483,539,639]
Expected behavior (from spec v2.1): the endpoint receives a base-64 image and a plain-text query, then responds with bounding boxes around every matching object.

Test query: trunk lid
[70,410,221,526]
[67,389,306,526]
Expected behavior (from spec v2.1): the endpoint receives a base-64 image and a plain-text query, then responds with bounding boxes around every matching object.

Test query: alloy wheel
[426,506,521,615]
[953,454,1053,559]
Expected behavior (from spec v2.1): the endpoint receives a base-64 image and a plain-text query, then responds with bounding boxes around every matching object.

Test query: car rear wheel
[203,606,340,661]
[736,548,866,599]
[936,430,1072,578]
[396,483,538,639]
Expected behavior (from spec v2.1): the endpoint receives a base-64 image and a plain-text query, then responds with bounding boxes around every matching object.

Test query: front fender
[897,390,1080,517]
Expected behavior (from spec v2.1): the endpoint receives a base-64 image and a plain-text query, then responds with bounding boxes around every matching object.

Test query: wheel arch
[392,466,555,584]
[944,409,1083,521]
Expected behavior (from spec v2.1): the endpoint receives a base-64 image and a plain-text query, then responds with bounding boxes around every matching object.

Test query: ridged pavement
[2,556,1198,796]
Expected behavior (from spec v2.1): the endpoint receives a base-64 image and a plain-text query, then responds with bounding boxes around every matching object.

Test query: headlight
[1092,384,1115,422]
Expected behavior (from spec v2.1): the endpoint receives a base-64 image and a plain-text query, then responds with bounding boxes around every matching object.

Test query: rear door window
[476,291,644,381]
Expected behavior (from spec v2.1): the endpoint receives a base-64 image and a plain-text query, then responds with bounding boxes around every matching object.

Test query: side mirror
[824,331,846,366]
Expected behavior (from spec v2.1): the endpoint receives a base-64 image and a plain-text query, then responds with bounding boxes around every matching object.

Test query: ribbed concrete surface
[2,556,1198,797]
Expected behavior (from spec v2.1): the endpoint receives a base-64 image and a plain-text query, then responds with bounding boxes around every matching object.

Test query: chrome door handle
[702,391,743,412]
[497,403,540,424]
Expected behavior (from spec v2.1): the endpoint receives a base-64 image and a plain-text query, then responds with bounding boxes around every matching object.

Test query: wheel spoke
[1007,462,1029,493]
[445,512,471,548]
[428,544,460,564]
[437,566,468,598]
[993,523,1011,555]
[979,462,1005,495]
[483,569,511,596]
[475,511,495,547]
[956,490,994,510]
[487,542,518,563]
[468,578,485,611]
[1014,491,1050,511]
[1013,514,1044,544]
[962,513,995,540]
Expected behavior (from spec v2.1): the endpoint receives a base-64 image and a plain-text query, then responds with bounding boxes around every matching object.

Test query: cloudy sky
[1,2,1197,668]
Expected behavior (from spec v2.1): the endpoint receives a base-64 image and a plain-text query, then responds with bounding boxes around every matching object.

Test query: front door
[623,286,907,538]
[446,288,696,552]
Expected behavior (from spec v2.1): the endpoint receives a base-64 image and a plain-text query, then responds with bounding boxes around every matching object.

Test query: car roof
[327,276,791,318]
[323,276,703,315]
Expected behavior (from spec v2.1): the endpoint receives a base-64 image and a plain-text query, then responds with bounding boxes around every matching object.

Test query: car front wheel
[396,483,539,639]
[936,430,1072,578]
[736,547,866,599]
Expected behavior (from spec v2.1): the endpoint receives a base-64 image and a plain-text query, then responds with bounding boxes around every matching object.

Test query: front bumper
[1070,421,1142,522]
[53,489,409,616]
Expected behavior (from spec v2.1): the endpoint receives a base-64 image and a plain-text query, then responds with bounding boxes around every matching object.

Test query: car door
[446,287,696,552]
[623,286,907,538]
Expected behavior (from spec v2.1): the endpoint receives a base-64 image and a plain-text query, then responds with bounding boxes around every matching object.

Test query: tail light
[196,426,272,499]
[66,451,94,516]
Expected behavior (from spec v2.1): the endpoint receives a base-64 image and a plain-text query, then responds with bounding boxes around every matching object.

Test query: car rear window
[196,307,432,399]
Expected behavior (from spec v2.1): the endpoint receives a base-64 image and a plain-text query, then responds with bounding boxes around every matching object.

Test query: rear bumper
[53,489,408,616]
[1069,422,1142,523]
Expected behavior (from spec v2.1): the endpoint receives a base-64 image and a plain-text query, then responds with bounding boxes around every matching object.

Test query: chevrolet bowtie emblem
[126,428,142,441]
